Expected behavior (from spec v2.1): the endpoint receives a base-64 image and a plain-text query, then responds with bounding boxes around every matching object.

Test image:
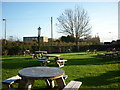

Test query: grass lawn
[1,52,120,89]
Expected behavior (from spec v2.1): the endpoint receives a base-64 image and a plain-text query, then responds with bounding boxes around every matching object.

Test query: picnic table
[42,54,67,67]
[98,52,120,58]
[18,67,66,89]
[35,51,47,54]
[42,54,60,59]
[31,51,47,58]
[38,54,60,65]
[105,52,118,55]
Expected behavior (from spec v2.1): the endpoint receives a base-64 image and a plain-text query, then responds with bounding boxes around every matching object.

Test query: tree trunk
[75,38,79,51]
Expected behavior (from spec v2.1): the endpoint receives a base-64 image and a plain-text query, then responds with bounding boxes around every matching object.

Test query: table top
[43,54,60,57]
[35,51,47,53]
[18,67,64,80]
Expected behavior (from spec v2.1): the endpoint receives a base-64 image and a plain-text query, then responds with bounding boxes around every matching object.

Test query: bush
[2,40,120,55]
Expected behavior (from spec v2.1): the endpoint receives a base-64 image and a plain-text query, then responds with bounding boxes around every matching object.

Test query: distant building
[23,36,48,42]
[41,36,48,42]
[48,38,57,42]
[104,42,111,45]
[104,39,120,45]
[23,37,38,42]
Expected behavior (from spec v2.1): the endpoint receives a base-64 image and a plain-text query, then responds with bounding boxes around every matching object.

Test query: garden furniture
[32,51,47,58]
[2,75,21,88]
[2,75,68,89]
[42,54,67,67]
[30,54,37,58]
[38,58,50,66]
[97,53,105,57]
[56,59,67,67]
[105,52,119,58]
[35,51,47,55]
[18,67,66,89]
[42,54,60,59]
[63,81,82,90]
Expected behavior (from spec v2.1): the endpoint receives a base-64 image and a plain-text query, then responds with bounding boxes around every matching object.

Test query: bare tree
[57,6,92,48]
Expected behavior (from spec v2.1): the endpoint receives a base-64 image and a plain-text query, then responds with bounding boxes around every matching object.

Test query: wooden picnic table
[105,52,118,56]
[34,51,47,58]
[42,54,67,67]
[42,54,61,60]
[35,51,47,54]
[18,67,66,89]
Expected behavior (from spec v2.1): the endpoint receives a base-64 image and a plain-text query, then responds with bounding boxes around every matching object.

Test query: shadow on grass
[74,70,120,87]
[2,57,40,69]
[2,53,120,69]
[2,56,56,69]
[62,53,87,56]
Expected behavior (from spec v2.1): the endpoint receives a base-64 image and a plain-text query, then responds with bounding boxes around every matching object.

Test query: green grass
[1,52,120,89]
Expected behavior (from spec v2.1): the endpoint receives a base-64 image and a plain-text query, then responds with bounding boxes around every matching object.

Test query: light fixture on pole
[3,18,6,44]
[38,26,41,51]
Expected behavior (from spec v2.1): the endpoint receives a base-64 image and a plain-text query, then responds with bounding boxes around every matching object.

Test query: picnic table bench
[56,59,67,67]
[30,53,37,58]
[2,74,82,90]
[2,75,68,89]
[2,75,21,88]
[30,51,47,59]
[42,54,68,67]
[98,52,120,58]
[63,81,82,90]
[38,58,50,66]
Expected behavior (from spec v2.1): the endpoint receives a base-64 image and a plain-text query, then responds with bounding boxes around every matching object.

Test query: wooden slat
[63,81,82,90]
[57,60,67,62]
[72,81,82,89]
[63,81,75,88]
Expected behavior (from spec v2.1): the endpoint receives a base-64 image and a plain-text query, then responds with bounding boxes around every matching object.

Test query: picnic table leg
[26,80,34,90]
[18,79,27,89]
[45,79,50,87]
[8,83,13,88]
[45,79,55,88]
[56,77,66,89]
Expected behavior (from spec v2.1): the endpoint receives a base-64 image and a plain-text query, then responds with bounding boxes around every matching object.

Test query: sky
[1,1,119,42]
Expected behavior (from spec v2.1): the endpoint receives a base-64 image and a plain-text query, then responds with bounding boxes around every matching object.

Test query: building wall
[23,36,48,42]
[23,37,38,42]
[41,36,48,42]
[48,38,57,42]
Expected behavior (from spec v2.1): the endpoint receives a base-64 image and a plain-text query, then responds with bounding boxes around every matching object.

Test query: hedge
[2,41,120,55]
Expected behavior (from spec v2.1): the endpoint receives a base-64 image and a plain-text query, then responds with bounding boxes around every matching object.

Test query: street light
[38,26,41,51]
[3,18,6,44]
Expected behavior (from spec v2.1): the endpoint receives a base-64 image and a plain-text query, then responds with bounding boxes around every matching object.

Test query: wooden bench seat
[63,81,82,90]
[56,59,67,67]
[38,59,50,66]
[30,53,37,58]
[2,75,21,88]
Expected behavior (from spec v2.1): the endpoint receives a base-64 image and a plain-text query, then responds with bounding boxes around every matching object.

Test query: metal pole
[3,19,6,44]
[38,27,41,51]
[51,17,53,46]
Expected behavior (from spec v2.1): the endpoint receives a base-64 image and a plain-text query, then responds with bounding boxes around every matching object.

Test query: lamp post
[38,26,41,51]
[3,18,6,44]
